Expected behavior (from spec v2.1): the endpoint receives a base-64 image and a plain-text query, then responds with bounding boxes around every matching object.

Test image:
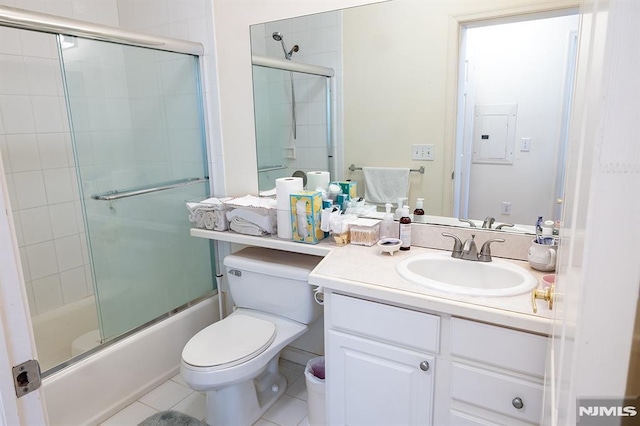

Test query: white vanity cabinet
[324,292,549,426]
[448,318,547,425]
[325,293,439,426]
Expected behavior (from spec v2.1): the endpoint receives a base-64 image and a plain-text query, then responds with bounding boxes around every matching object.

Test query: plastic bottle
[380,203,398,239]
[394,197,406,220]
[399,205,411,251]
[413,198,425,223]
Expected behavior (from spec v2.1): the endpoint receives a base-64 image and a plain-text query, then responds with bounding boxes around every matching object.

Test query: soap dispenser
[380,203,398,239]
[399,205,412,251]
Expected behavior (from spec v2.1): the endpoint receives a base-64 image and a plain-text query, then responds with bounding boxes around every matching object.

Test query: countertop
[309,244,554,335]
[191,228,554,335]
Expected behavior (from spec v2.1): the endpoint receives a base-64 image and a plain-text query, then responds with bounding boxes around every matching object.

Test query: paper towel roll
[276,177,303,239]
[306,171,330,192]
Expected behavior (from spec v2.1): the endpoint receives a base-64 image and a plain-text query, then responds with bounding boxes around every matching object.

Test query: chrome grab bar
[91,177,208,201]
[258,165,287,173]
[349,164,425,174]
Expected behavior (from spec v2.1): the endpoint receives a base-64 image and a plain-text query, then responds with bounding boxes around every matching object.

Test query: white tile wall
[251,12,342,183]
[0,0,121,317]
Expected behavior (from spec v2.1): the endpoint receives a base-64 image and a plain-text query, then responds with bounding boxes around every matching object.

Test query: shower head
[272,31,299,60]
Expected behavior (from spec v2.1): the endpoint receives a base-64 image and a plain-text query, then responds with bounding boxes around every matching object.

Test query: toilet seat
[182,314,277,369]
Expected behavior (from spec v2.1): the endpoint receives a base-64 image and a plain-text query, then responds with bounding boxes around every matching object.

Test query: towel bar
[349,164,425,174]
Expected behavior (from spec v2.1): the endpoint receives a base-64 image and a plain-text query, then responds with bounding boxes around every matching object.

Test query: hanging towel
[362,167,410,204]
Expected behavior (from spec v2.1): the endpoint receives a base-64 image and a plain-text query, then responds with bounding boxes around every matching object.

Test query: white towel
[226,208,275,234]
[229,217,269,237]
[362,167,410,204]
[186,197,231,231]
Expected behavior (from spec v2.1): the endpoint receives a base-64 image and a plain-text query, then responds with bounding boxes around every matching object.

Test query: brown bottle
[413,198,425,223]
[399,205,411,251]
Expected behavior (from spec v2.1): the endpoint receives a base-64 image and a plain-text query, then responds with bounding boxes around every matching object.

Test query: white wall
[342,0,579,216]
[466,15,578,225]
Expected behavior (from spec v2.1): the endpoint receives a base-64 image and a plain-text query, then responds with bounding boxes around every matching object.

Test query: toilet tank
[223,247,323,324]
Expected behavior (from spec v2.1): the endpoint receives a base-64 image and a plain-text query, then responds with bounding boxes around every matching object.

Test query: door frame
[452,10,579,219]
[0,155,49,424]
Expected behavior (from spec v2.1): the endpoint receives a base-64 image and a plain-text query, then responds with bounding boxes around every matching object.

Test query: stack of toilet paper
[186,197,231,231]
[306,171,330,192]
[276,177,304,239]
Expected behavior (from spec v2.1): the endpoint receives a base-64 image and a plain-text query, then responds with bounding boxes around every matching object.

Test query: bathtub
[31,296,100,372]
[42,295,218,426]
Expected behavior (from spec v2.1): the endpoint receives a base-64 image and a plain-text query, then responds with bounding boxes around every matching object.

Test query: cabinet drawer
[450,318,547,377]
[329,293,440,353]
[451,363,543,425]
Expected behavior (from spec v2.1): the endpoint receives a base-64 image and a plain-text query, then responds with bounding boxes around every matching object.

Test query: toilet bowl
[181,247,322,426]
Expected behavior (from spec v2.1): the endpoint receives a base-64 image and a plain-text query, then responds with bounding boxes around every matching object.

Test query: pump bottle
[380,203,398,239]
[399,205,412,251]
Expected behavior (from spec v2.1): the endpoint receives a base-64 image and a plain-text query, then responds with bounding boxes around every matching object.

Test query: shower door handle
[91,177,208,201]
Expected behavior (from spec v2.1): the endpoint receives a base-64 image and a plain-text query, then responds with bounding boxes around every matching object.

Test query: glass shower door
[60,37,214,341]
[252,65,331,191]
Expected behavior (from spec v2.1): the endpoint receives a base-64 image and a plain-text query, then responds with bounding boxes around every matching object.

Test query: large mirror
[250,0,579,234]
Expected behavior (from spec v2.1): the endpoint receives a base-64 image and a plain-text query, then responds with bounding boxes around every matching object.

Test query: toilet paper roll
[306,171,330,192]
[276,177,303,239]
[277,210,293,240]
[276,177,303,209]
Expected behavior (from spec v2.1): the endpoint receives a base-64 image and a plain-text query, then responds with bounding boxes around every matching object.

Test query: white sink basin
[396,252,537,297]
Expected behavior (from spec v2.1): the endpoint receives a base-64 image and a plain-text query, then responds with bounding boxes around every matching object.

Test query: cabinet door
[327,330,434,426]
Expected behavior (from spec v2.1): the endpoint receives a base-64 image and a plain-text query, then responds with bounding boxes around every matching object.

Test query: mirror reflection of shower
[272,31,299,139]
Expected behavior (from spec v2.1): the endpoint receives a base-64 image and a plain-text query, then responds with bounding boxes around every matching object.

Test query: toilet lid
[182,314,276,368]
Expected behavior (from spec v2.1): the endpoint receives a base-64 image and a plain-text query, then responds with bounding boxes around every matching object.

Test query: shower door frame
[252,54,336,181]
[0,5,208,420]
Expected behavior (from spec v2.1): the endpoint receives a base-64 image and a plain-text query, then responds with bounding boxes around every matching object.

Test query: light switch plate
[412,144,435,161]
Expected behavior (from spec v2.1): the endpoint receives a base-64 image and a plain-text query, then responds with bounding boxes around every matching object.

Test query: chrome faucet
[495,223,514,230]
[458,218,476,228]
[482,216,496,229]
[442,232,505,262]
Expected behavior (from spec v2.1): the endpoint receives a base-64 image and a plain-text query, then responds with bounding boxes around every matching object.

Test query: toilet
[181,247,322,426]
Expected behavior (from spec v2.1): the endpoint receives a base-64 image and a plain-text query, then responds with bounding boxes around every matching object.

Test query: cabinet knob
[512,397,524,409]
[419,361,430,372]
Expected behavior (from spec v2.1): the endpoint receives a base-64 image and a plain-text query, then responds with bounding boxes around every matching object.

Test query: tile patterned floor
[99,360,309,426]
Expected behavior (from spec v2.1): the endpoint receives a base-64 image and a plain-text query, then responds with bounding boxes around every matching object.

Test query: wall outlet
[520,137,531,152]
[412,144,435,161]
[501,201,512,215]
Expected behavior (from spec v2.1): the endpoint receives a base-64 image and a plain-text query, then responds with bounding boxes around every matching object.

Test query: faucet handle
[441,232,463,258]
[496,223,514,230]
[458,218,476,227]
[479,238,505,262]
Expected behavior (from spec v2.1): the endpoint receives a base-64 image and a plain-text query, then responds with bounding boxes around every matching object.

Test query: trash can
[305,356,326,426]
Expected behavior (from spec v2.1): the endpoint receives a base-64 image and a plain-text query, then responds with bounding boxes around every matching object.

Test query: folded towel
[229,217,269,237]
[203,211,216,230]
[362,167,410,204]
[226,208,275,234]
[187,197,230,231]
[224,194,277,210]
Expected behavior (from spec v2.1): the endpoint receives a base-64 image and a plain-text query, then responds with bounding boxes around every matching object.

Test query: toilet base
[205,356,286,426]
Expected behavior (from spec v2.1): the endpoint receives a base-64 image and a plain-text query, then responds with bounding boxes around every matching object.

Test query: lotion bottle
[413,198,425,223]
[399,205,411,251]
[380,203,398,239]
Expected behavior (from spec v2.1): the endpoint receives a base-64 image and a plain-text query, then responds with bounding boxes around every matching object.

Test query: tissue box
[331,181,357,199]
[290,191,324,244]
